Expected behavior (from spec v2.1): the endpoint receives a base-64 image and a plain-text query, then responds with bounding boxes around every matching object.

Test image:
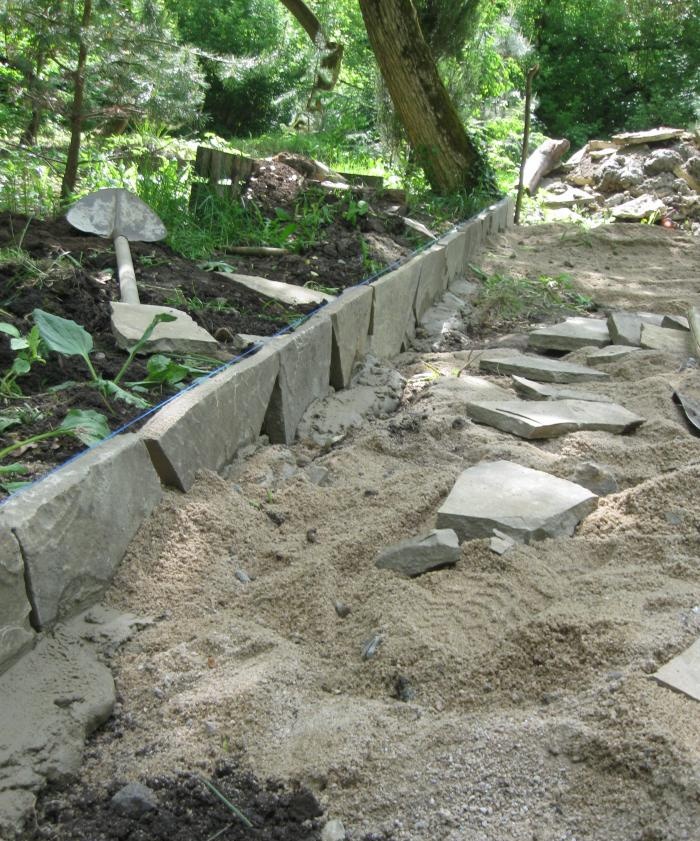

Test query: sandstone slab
[0,435,162,629]
[607,311,664,346]
[479,352,609,383]
[529,317,610,351]
[429,375,512,409]
[264,318,333,445]
[511,375,612,403]
[586,344,642,365]
[375,529,461,576]
[653,638,700,702]
[640,323,692,354]
[612,127,685,146]
[0,530,34,673]
[323,285,372,389]
[217,271,335,306]
[369,260,421,360]
[141,342,280,491]
[413,244,448,320]
[110,302,218,354]
[466,398,643,439]
[436,460,597,543]
[441,229,468,283]
[661,314,690,331]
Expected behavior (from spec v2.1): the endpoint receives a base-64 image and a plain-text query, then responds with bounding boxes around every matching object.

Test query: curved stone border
[0,197,513,671]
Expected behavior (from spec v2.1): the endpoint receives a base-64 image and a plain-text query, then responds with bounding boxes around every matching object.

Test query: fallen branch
[223,246,290,257]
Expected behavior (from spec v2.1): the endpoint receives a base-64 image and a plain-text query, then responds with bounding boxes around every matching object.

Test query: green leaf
[33,309,93,360]
[101,380,151,409]
[0,322,20,339]
[0,463,28,476]
[10,336,30,351]
[59,409,110,446]
[113,312,178,385]
[0,480,32,494]
[10,358,31,376]
[0,417,21,433]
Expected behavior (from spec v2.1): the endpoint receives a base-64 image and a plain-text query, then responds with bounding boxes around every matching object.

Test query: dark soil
[27,762,326,841]
[0,159,427,496]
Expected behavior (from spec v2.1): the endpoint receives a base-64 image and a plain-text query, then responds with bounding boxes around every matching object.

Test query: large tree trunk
[60,0,92,202]
[358,0,481,194]
[278,0,343,111]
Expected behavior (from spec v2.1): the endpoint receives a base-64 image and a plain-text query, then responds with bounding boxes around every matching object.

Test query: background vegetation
[0,0,698,246]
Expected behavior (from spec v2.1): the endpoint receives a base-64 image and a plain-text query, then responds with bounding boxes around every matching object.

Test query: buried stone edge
[0,196,513,673]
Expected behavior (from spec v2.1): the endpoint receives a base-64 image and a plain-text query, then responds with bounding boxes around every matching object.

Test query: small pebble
[362,633,383,660]
[306,528,318,543]
[235,569,251,583]
[334,601,351,618]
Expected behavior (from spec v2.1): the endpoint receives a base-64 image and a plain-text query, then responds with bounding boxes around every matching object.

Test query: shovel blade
[67,188,167,242]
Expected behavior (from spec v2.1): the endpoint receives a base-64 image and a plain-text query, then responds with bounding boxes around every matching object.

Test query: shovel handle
[114,235,140,304]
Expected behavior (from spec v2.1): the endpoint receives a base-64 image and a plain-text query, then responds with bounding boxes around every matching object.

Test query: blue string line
[1,200,504,505]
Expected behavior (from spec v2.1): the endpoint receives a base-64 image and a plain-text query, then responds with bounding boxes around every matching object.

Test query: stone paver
[375,529,461,576]
[653,638,700,702]
[323,285,373,389]
[465,398,644,439]
[436,460,597,543]
[528,317,610,351]
[585,345,642,365]
[216,271,335,306]
[0,530,34,672]
[141,342,280,491]
[110,302,218,354]
[607,311,664,346]
[640,323,692,354]
[511,375,612,403]
[0,436,162,629]
[479,352,609,383]
[369,260,421,360]
[414,245,448,320]
[264,318,333,445]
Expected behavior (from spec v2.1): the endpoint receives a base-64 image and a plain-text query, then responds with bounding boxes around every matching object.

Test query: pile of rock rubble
[539,127,700,231]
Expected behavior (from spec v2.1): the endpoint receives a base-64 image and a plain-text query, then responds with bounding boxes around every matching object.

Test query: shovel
[67,188,217,354]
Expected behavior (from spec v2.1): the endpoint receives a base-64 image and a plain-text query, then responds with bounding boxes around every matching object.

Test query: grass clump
[471,268,594,331]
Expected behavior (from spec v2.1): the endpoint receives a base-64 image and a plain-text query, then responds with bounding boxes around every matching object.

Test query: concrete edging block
[414,244,448,321]
[441,229,469,283]
[0,530,34,674]
[264,318,333,445]
[323,286,373,390]
[0,435,162,629]
[140,342,280,491]
[369,258,421,360]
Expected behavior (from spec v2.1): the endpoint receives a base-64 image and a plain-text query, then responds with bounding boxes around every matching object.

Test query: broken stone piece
[653,638,700,702]
[528,317,610,352]
[110,302,218,354]
[465,398,643,439]
[585,345,642,365]
[611,194,666,221]
[661,315,690,331]
[511,375,612,403]
[216,271,335,306]
[489,529,516,555]
[607,311,664,346]
[479,352,609,384]
[436,460,597,543]
[640,323,691,354]
[571,462,618,496]
[375,529,461,576]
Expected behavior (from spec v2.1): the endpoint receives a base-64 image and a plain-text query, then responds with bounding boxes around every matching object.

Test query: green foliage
[472,267,594,329]
[0,321,46,396]
[517,0,700,145]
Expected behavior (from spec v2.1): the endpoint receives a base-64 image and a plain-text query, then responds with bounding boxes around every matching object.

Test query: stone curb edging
[0,197,514,672]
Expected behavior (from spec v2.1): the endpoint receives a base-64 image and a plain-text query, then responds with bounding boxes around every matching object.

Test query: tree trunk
[278,0,343,111]
[358,0,481,194]
[60,0,92,203]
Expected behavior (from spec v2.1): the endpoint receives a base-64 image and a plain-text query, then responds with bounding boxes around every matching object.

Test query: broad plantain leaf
[0,416,21,433]
[59,409,110,446]
[101,380,151,409]
[0,322,20,338]
[0,463,28,475]
[33,309,93,359]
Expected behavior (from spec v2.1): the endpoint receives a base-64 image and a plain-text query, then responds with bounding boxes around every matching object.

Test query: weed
[0,321,46,396]
[473,271,593,329]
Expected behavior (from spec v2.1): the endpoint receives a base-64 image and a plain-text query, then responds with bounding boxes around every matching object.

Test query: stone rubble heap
[540,127,700,231]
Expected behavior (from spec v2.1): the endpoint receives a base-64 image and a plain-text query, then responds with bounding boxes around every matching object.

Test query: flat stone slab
[141,342,280,492]
[217,271,335,306]
[661,314,690,331]
[436,460,597,543]
[465,398,644,439]
[529,317,610,351]
[264,318,332,445]
[612,127,685,146]
[511,375,612,403]
[607,311,665,346]
[0,530,34,673]
[653,638,700,702]
[441,229,468,282]
[640,323,692,354]
[323,285,372,390]
[429,375,512,407]
[585,345,642,365]
[369,260,421,360]
[110,302,218,354]
[413,244,447,320]
[611,194,666,221]
[376,529,461,576]
[479,352,609,383]
[0,435,162,629]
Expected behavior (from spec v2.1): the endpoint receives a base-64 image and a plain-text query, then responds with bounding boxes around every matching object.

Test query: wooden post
[514,64,539,226]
